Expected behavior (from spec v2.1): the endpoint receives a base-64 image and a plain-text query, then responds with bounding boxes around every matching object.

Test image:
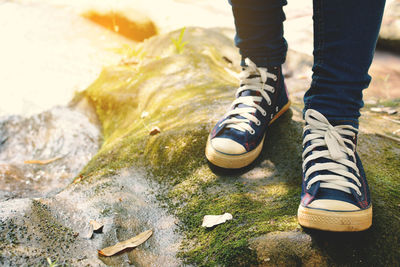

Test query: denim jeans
[229,0,386,126]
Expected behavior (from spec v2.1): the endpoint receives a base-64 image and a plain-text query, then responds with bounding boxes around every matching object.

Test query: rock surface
[0,5,400,266]
[2,27,398,266]
[0,106,100,200]
[249,231,328,266]
[378,0,400,53]
[0,169,182,266]
[78,28,400,266]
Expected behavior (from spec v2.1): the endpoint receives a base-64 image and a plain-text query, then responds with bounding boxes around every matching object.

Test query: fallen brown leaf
[98,229,153,256]
[149,126,161,135]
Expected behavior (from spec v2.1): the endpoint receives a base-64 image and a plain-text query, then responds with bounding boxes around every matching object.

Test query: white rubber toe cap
[308,199,361,211]
[211,137,246,155]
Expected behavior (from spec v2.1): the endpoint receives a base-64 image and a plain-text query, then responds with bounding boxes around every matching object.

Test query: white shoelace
[303,109,362,196]
[219,58,277,135]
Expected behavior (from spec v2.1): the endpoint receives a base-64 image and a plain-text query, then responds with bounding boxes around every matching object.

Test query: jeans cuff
[303,106,359,129]
[240,55,286,68]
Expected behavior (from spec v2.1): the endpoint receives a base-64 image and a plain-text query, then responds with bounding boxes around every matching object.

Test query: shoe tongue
[238,74,261,97]
[329,120,359,129]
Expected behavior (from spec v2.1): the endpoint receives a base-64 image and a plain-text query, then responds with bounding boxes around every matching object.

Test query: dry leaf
[24,156,62,165]
[202,213,233,228]
[98,229,153,256]
[149,126,161,135]
[90,220,104,233]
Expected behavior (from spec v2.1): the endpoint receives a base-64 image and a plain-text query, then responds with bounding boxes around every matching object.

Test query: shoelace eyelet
[250,129,255,135]
[262,111,267,116]
[255,120,261,126]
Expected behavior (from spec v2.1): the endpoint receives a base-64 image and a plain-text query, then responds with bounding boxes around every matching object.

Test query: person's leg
[298,0,386,232]
[304,0,386,127]
[229,0,288,67]
[205,0,290,169]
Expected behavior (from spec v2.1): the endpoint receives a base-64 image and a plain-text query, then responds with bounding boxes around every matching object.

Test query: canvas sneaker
[205,58,290,169]
[298,109,372,232]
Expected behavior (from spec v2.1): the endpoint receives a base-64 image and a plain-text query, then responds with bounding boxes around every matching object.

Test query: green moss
[176,186,299,266]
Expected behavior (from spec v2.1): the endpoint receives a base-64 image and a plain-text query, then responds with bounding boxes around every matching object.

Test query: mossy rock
[1,27,399,266]
[77,27,400,266]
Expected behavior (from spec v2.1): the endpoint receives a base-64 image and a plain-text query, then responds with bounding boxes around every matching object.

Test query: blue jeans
[229,0,386,126]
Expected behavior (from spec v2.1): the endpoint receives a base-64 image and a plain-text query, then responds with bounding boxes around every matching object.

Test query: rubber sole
[205,101,291,169]
[297,204,372,232]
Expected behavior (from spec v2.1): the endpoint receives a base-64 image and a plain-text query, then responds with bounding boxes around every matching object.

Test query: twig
[383,116,400,125]
[375,133,400,143]
[24,152,69,165]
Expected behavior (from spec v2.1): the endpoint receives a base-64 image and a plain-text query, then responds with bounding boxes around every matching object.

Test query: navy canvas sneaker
[298,109,372,232]
[205,58,290,169]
